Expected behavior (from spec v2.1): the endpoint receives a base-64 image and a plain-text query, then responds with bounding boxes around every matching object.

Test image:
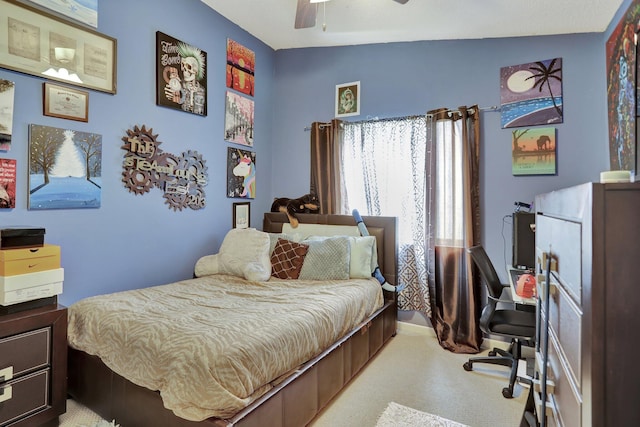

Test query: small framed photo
[43,82,89,122]
[335,81,360,117]
[233,202,250,229]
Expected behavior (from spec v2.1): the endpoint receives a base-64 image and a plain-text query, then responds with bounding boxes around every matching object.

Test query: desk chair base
[463,338,530,398]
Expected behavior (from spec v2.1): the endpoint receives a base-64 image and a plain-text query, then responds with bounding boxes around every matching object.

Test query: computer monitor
[512,212,535,270]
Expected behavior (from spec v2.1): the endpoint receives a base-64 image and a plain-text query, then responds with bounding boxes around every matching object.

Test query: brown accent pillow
[271,238,309,279]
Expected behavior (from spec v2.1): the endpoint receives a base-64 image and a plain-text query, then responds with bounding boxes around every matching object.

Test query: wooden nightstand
[0,304,67,427]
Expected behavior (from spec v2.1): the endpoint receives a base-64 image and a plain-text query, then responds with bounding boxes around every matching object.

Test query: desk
[507,267,537,381]
[507,267,536,307]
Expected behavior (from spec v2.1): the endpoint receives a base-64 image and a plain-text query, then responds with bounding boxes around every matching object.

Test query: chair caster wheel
[502,387,513,398]
[463,362,472,371]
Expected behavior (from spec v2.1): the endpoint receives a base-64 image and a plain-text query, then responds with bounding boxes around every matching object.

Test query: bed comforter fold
[67,274,383,421]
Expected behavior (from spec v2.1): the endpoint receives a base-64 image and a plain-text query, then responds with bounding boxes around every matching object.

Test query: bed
[67,212,397,427]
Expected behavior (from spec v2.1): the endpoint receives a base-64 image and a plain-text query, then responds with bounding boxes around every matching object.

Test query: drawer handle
[0,385,12,403]
[0,366,13,382]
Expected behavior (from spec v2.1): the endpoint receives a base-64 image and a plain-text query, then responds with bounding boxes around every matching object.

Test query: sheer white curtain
[340,117,431,316]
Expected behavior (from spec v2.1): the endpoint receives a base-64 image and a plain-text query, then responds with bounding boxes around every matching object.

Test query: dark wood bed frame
[67,213,398,427]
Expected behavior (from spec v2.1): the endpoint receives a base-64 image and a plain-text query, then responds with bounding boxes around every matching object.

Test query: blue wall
[271,33,611,284]
[0,0,628,306]
[0,0,276,305]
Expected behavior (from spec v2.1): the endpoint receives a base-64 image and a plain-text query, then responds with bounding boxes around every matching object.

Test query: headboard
[263,212,397,286]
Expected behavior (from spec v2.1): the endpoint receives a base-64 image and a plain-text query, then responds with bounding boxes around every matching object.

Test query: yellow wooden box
[0,244,61,276]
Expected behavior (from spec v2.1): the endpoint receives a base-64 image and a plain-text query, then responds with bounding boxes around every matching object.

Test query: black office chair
[463,245,536,398]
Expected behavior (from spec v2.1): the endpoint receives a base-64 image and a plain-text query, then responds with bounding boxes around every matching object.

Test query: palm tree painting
[500,58,563,128]
[28,124,102,209]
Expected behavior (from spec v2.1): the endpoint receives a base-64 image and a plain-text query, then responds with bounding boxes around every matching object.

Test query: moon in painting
[507,70,535,93]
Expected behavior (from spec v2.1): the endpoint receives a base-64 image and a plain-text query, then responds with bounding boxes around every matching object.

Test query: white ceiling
[201,0,624,50]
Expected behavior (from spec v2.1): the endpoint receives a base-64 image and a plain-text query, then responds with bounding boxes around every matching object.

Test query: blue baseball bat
[352,209,404,292]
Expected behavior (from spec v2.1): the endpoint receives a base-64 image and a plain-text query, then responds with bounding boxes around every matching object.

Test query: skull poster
[156,31,207,116]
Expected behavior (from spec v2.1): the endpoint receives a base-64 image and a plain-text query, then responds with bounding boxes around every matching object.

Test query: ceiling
[201,0,624,50]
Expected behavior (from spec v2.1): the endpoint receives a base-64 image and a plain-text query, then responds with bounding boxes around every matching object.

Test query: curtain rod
[304,106,501,130]
[304,122,333,131]
[426,105,501,118]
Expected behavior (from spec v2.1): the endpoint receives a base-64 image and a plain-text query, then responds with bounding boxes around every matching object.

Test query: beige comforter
[67,274,383,421]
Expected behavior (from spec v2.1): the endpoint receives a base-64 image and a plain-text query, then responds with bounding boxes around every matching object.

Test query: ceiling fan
[295,0,409,29]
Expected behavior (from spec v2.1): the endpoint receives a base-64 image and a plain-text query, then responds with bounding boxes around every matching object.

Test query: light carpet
[376,402,470,427]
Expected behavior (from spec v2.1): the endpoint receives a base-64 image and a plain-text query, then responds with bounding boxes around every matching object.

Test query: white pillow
[195,228,271,281]
[268,232,302,256]
[348,235,377,278]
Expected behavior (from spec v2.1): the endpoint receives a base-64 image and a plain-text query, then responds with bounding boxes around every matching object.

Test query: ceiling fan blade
[295,0,317,29]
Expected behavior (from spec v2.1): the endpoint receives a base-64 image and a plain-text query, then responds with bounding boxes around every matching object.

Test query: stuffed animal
[270,193,320,228]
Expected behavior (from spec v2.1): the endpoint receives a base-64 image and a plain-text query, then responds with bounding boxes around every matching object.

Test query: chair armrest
[487,294,517,305]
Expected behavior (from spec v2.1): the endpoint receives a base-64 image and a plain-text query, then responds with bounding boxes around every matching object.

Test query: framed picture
[335,81,360,117]
[233,202,250,229]
[28,0,98,28]
[0,0,117,94]
[156,31,207,116]
[43,82,88,122]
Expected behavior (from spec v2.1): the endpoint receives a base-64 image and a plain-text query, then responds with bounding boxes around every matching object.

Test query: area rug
[59,399,119,427]
[376,402,470,427]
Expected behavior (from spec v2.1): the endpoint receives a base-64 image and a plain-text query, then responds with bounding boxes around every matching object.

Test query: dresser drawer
[547,337,581,427]
[536,215,582,306]
[0,369,49,425]
[0,328,50,380]
[546,278,582,391]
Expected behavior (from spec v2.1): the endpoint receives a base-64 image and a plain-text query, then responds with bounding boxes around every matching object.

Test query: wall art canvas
[28,124,102,209]
[227,147,256,199]
[29,0,98,28]
[606,0,640,174]
[226,39,255,96]
[0,158,16,208]
[224,91,254,146]
[511,127,557,176]
[500,58,563,128]
[0,79,15,151]
[156,31,207,116]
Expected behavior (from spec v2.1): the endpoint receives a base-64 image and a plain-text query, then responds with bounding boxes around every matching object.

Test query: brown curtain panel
[310,119,343,214]
[426,106,482,354]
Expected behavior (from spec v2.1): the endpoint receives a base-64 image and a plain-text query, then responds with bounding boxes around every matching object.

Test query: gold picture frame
[0,0,117,94]
[43,82,88,122]
[233,202,250,229]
